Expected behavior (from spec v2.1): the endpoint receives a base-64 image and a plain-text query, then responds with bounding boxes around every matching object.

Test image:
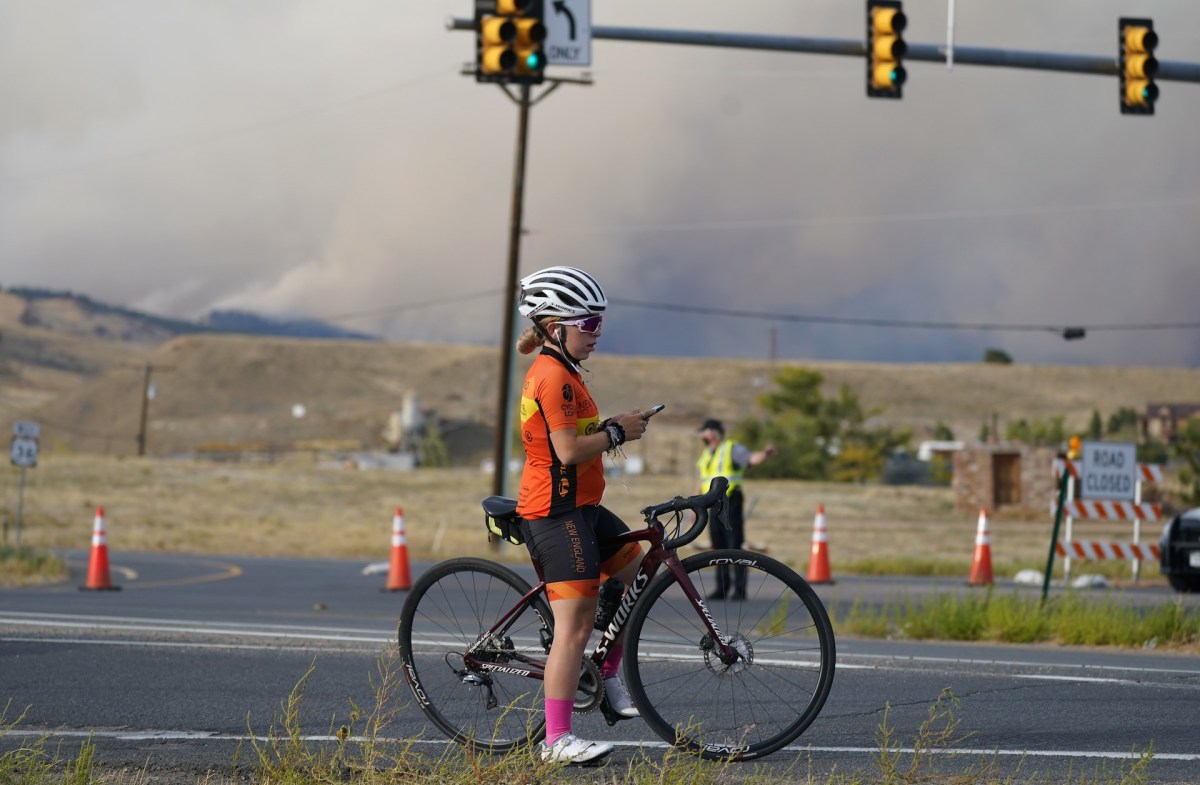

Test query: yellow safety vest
[697,439,743,496]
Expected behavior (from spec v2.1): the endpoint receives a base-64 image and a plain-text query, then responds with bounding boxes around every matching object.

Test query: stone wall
[953,443,1059,515]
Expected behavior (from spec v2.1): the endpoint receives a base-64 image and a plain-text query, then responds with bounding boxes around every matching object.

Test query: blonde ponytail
[517,317,557,355]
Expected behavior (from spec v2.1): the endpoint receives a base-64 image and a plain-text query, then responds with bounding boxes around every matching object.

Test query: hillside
[0,291,150,426]
[17,330,1200,471]
[3,287,1197,467]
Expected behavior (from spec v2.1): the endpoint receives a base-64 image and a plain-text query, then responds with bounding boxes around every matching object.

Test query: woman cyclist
[514,266,650,765]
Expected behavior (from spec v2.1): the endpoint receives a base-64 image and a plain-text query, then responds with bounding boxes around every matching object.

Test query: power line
[535,196,1200,236]
[610,297,1200,335]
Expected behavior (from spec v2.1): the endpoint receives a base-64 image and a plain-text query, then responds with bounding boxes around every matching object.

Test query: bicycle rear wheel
[624,549,835,761]
[397,557,553,754]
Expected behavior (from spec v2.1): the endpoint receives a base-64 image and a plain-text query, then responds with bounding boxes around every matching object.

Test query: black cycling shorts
[523,504,640,602]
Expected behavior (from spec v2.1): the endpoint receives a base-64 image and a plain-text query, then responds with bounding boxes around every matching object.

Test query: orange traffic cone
[80,507,120,591]
[968,508,994,586]
[385,507,412,591]
[806,505,834,585]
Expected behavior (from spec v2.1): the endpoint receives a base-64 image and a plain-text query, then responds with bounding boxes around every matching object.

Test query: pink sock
[602,644,623,679]
[544,698,574,745]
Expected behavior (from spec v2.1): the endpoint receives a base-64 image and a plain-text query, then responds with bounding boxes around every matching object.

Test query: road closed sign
[1080,441,1137,501]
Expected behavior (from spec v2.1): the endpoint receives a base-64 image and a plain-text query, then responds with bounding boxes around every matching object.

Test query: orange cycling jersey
[516,348,604,519]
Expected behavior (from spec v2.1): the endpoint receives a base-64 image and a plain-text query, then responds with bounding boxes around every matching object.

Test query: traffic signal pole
[449,17,1200,84]
[592,25,1200,83]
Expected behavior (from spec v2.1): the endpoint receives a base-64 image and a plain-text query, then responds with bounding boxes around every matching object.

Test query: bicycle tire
[623,549,835,761]
[397,557,554,754]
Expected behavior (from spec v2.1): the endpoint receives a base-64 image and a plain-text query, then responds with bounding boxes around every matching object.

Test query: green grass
[842,556,970,578]
[0,546,68,588]
[835,589,1200,650]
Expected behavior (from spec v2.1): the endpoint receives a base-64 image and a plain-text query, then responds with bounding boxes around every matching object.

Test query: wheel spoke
[397,558,550,753]
[625,550,835,761]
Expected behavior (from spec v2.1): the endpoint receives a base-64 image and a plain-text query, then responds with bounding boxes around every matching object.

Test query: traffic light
[475,0,546,85]
[1119,18,1158,115]
[867,0,907,99]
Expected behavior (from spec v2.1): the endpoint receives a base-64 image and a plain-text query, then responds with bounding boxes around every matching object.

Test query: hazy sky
[1,1,1197,366]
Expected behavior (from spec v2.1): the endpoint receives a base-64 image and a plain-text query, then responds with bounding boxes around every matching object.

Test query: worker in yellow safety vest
[696,418,777,600]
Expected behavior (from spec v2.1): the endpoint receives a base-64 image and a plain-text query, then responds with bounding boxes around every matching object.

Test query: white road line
[0,616,388,644]
[840,649,1200,677]
[3,729,1194,761]
[1012,673,1142,685]
[0,636,376,653]
[0,610,385,635]
[5,613,1198,684]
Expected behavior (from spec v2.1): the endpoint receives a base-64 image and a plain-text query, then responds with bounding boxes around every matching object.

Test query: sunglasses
[557,315,603,334]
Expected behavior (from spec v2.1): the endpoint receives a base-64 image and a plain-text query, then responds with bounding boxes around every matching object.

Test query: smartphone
[643,403,666,419]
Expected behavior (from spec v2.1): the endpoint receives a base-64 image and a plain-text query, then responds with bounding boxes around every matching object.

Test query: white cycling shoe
[541,733,614,765]
[604,676,640,718]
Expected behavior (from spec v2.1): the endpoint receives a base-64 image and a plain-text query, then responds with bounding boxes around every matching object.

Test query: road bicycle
[397,477,835,761]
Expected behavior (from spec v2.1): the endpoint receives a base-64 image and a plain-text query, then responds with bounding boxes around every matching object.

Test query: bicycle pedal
[599,702,634,727]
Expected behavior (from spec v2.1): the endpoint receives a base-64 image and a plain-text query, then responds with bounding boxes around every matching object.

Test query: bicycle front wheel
[397,557,553,754]
[624,549,835,761]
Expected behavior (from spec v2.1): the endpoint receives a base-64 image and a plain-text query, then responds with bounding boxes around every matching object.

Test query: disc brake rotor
[704,633,754,676]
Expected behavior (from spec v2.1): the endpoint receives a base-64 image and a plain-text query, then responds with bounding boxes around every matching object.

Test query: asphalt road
[1,551,1199,783]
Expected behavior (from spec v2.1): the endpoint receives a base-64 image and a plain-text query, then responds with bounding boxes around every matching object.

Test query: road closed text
[1080,441,1137,501]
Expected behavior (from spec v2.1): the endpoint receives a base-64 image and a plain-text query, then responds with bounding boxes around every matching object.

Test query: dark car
[1159,508,1200,593]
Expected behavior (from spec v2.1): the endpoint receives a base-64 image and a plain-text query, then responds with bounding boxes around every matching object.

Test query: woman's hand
[611,410,647,443]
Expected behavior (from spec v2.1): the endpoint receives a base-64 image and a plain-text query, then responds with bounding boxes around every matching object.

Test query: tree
[420,428,450,468]
[1138,439,1168,465]
[1005,418,1031,443]
[983,348,1012,364]
[1106,406,1140,440]
[1174,416,1200,506]
[1087,410,1103,439]
[742,368,909,482]
[750,368,836,479]
[1005,415,1065,447]
[932,421,955,441]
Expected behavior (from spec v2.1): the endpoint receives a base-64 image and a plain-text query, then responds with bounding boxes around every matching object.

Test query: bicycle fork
[661,552,742,666]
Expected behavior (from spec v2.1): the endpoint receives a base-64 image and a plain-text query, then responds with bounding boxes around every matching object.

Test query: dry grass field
[4,454,1164,588]
[0,289,1191,587]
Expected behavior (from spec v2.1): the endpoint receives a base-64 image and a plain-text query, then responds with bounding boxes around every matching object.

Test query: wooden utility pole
[136,364,152,456]
[133,363,171,457]
[476,73,592,501]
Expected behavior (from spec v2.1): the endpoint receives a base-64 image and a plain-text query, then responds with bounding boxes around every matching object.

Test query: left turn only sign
[543,0,591,66]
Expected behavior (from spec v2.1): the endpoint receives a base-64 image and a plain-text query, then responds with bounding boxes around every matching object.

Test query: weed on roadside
[0,547,67,588]
[836,590,1200,651]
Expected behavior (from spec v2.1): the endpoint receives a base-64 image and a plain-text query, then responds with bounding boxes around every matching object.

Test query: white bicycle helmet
[518,266,607,319]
